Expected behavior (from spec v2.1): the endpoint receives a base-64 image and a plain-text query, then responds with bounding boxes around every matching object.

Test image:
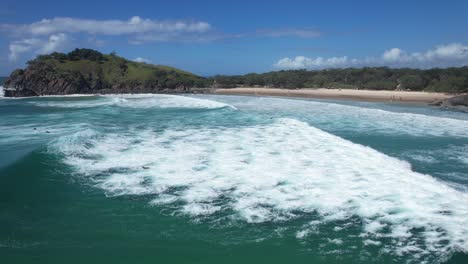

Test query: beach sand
[213,88,452,104]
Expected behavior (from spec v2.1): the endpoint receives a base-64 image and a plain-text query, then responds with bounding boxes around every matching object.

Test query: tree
[399,74,424,90]
[67,48,105,61]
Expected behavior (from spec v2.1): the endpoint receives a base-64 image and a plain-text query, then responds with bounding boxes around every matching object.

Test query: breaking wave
[28,96,125,108]
[48,118,468,262]
[219,95,468,137]
[103,94,237,109]
[29,94,236,109]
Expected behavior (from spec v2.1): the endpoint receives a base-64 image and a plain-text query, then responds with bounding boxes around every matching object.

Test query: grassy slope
[39,54,205,87]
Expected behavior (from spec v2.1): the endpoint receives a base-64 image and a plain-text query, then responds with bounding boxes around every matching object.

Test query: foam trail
[217,95,468,137]
[49,118,468,262]
[0,86,4,97]
[103,94,237,109]
[404,145,468,165]
[36,94,96,98]
[29,96,124,108]
[28,94,236,109]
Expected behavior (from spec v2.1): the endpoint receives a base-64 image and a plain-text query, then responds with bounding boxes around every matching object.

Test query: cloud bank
[2,16,212,61]
[1,16,324,63]
[8,33,69,61]
[274,43,468,70]
[2,16,211,36]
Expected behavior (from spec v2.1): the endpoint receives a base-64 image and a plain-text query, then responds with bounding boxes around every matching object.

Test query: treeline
[211,67,468,93]
[11,49,468,93]
[35,48,106,63]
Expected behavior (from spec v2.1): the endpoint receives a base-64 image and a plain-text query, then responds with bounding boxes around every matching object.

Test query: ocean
[1,90,467,263]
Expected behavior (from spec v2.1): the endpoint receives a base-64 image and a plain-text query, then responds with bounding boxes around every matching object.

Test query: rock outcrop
[4,64,92,97]
[430,94,468,112]
[3,49,210,97]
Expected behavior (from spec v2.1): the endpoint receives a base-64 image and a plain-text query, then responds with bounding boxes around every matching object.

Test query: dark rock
[4,62,92,97]
[435,94,468,112]
[447,94,468,106]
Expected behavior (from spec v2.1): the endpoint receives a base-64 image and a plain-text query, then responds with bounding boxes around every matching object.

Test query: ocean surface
[1,88,468,263]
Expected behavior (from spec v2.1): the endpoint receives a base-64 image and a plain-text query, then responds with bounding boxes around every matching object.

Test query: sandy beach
[214,88,452,104]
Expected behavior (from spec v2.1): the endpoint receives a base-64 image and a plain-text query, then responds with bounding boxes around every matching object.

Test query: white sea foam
[403,145,468,165]
[1,93,97,100]
[29,96,125,108]
[213,95,468,137]
[49,118,468,261]
[0,86,4,97]
[103,94,236,109]
[29,94,235,109]
[37,94,96,98]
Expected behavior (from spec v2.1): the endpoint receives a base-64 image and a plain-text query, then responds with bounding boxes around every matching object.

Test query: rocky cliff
[3,49,210,97]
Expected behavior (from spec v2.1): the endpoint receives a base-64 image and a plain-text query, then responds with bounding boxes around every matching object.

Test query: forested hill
[212,67,468,93]
[3,49,209,97]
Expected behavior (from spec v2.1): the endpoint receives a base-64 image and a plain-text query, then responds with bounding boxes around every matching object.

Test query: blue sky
[1,0,468,76]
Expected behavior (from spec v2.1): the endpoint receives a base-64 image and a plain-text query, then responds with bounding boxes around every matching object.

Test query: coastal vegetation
[3,49,468,97]
[212,67,468,93]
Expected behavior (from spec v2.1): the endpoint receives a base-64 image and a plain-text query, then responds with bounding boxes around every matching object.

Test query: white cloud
[40,33,68,54]
[1,17,324,45]
[8,38,40,61]
[1,16,328,64]
[382,48,404,62]
[8,33,69,61]
[275,56,351,69]
[5,16,211,36]
[2,16,213,61]
[274,43,468,70]
[422,43,468,61]
[133,57,151,64]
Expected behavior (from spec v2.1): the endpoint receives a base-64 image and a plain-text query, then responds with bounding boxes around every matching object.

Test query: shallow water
[1,92,467,263]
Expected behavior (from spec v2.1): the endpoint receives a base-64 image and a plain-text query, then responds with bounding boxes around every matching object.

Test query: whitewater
[1,93,467,263]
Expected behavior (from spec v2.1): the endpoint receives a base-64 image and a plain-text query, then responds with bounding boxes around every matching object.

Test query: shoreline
[213,88,452,104]
[0,85,455,105]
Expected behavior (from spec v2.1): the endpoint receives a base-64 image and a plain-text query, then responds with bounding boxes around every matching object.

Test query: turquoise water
[1,91,467,263]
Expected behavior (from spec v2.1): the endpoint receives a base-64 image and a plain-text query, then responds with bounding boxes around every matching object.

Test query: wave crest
[29,94,236,109]
[48,118,468,261]
[104,94,237,109]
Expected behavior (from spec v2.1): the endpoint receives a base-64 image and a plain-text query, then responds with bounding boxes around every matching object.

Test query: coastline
[213,88,452,104]
[1,85,456,106]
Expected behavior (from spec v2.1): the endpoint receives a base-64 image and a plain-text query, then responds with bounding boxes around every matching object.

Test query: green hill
[3,49,210,97]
